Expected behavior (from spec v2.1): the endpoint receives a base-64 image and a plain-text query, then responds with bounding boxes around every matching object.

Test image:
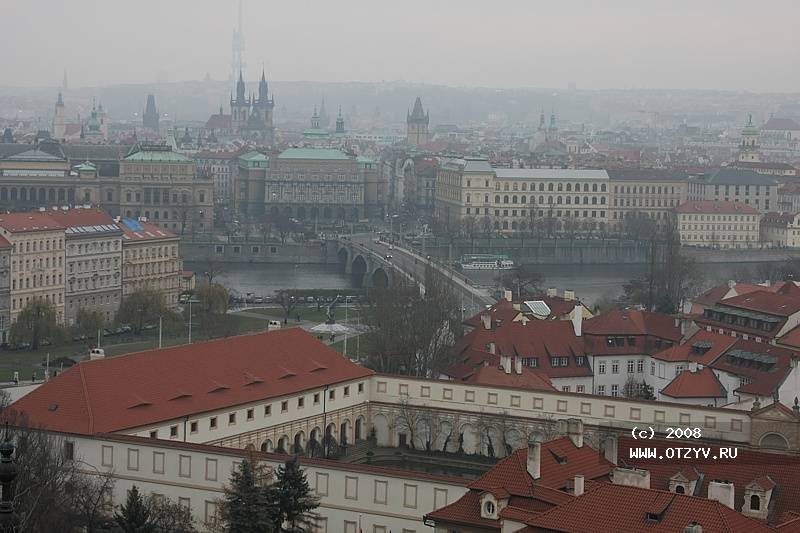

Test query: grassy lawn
[240,306,360,324]
[0,313,271,382]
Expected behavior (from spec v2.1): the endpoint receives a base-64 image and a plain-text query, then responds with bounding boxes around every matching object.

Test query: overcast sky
[4,0,799,92]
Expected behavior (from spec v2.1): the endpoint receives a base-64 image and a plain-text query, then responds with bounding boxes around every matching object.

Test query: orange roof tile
[660,367,727,399]
[8,329,373,435]
[0,212,64,233]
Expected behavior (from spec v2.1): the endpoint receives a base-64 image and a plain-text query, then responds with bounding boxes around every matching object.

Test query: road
[349,234,495,318]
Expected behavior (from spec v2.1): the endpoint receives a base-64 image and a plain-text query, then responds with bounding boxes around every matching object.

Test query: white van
[267,320,282,331]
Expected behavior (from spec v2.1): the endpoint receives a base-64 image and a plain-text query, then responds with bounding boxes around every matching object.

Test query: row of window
[11,238,64,253]
[154,383,366,439]
[496,181,607,193]
[12,293,62,310]
[12,273,63,291]
[12,256,63,272]
[614,185,678,195]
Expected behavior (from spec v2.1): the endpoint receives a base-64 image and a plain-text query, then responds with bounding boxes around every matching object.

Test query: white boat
[458,254,515,270]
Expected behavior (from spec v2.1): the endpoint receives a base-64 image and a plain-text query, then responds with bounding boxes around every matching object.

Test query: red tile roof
[676,200,759,215]
[117,219,177,242]
[452,358,555,392]
[722,290,800,317]
[660,367,727,399]
[46,207,116,227]
[523,483,773,532]
[426,437,605,529]
[450,320,591,379]
[693,282,771,308]
[620,435,800,526]
[0,234,10,248]
[652,329,737,365]
[583,310,681,340]
[8,329,373,434]
[0,212,64,233]
[709,339,797,396]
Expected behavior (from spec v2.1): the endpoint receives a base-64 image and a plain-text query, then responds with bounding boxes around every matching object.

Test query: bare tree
[198,252,226,285]
[395,397,423,450]
[274,289,299,321]
[361,265,462,377]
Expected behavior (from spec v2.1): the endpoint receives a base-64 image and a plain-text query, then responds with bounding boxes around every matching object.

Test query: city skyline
[3,0,800,92]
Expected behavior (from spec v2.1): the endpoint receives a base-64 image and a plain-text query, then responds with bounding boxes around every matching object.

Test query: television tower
[230,0,245,83]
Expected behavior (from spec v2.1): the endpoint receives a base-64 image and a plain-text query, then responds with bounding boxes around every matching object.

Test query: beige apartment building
[0,212,66,323]
[761,212,800,248]
[118,219,182,306]
[607,168,688,231]
[688,168,778,213]
[0,236,10,343]
[48,208,123,325]
[676,200,760,249]
[435,157,610,233]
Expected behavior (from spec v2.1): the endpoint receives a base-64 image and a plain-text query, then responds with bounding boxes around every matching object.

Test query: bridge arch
[337,247,350,273]
[372,267,389,288]
[351,255,367,287]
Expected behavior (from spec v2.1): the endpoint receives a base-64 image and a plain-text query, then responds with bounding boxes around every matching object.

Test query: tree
[496,264,545,300]
[622,216,702,312]
[272,215,302,245]
[73,308,104,341]
[115,485,156,533]
[116,288,172,334]
[274,289,299,321]
[361,265,462,377]
[189,283,230,338]
[273,457,320,532]
[0,408,116,532]
[146,493,197,533]
[395,397,423,450]
[9,299,65,350]
[218,459,278,533]
[198,253,226,285]
[623,376,656,400]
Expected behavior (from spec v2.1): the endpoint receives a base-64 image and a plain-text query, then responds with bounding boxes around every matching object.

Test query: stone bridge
[334,240,403,289]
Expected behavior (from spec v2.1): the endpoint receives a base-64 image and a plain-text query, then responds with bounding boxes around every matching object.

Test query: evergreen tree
[115,485,157,533]
[274,457,320,532]
[219,459,278,533]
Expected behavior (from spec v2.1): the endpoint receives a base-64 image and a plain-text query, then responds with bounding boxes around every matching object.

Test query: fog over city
[4,0,800,91]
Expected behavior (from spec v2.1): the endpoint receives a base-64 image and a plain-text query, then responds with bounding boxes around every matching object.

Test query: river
[189,260,772,306]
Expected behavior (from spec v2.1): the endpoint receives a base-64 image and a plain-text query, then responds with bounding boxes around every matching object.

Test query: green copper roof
[74,161,96,171]
[277,148,351,161]
[124,146,191,162]
[239,151,268,162]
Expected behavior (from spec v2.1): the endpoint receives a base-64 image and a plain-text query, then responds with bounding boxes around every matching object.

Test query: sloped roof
[701,167,778,186]
[117,218,176,242]
[722,290,800,317]
[277,148,351,161]
[763,117,800,131]
[8,329,373,434]
[660,367,727,399]
[652,329,737,365]
[0,212,64,233]
[676,200,759,215]
[522,483,773,533]
[621,435,800,526]
[583,310,681,341]
[709,339,797,396]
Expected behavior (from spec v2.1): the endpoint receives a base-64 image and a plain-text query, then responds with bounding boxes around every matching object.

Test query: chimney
[481,313,491,330]
[572,305,583,337]
[604,435,618,465]
[547,287,557,297]
[684,523,703,533]
[564,290,575,301]
[504,290,513,302]
[500,354,512,374]
[514,356,523,375]
[527,441,541,480]
[567,418,584,448]
[727,279,736,289]
[707,481,735,509]
[574,474,585,496]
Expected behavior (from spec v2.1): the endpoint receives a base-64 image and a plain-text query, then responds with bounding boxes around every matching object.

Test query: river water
[188,261,770,306]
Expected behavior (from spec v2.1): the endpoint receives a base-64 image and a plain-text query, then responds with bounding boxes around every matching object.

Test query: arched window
[521,183,527,191]
[674,485,685,494]
[512,195,518,204]
[601,184,607,192]
[504,195,509,204]
[574,196,580,204]
[548,197,554,204]
[557,183,563,191]
[750,495,760,511]
[583,183,589,192]
[548,183,554,191]
[539,196,545,204]
[592,184,598,192]
[495,195,500,203]
[592,197,598,205]
[466,194,471,203]
[502,221,509,230]
[511,221,518,230]
[566,196,572,204]
[566,183,572,191]
[520,196,527,204]
[504,183,509,191]
[583,196,589,204]
[601,197,606,205]
[557,196,562,204]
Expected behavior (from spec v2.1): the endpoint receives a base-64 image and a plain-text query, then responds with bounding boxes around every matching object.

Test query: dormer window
[674,484,685,494]
[484,501,495,515]
[750,494,760,511]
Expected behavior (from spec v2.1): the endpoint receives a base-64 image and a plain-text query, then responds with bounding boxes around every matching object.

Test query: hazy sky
[4,0,799,92]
